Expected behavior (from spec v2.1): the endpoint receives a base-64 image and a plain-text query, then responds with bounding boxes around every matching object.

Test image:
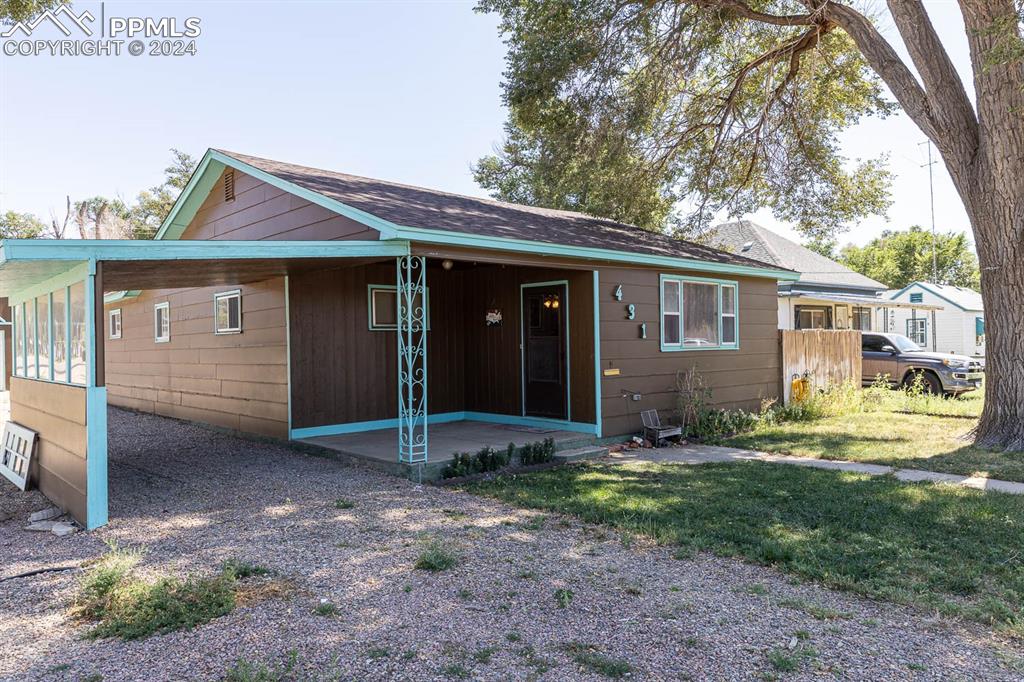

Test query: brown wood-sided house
[0,149,797,529]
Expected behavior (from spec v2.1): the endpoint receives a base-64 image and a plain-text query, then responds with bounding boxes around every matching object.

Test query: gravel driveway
[0,408,1019,681]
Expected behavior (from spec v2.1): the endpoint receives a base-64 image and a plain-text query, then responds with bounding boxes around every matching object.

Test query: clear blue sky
[0,1,975,249]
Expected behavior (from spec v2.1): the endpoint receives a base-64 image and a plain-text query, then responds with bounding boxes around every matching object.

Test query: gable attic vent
[224,169,236,202]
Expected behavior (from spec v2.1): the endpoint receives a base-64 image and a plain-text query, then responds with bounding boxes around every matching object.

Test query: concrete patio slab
[612,443,1024,495]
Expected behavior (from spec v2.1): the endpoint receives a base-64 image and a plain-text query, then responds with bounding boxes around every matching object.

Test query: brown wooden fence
[781,330,862,404]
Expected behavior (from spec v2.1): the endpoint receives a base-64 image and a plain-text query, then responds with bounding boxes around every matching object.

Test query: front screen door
[522,283,568,420]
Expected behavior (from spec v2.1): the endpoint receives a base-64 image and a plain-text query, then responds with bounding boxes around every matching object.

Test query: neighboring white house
[885,282,985,358]
[710,221,942,331]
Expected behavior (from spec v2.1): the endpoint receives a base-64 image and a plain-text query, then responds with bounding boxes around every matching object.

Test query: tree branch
[823,2,942,142]
[884,1,979,158]
[694,0,818,26]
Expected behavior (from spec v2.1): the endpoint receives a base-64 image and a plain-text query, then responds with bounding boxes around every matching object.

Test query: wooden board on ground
[1,421,37,491]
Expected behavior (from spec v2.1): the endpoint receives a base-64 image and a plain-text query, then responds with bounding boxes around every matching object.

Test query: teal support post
[396,255,428,463]
[84,261,108,529]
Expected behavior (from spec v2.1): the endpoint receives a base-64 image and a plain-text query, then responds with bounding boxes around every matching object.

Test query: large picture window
[660,275,739,351]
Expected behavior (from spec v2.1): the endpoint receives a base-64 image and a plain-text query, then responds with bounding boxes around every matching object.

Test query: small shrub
[222,559,271,580]
[442,663,470,679]
[415,540,460,572]
[472,645,498,663]
[366,646,390,660]
[520,438,556,466]
[554,587,574,608]
[334,498,355,510]
[314,601,338,617]
[440,445,511,479]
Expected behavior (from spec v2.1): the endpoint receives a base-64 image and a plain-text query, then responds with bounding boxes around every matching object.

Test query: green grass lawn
[718,386,1024,483]
[466,461,1024,636]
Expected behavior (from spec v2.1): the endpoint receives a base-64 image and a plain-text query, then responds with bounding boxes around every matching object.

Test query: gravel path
[0,408,1020,681]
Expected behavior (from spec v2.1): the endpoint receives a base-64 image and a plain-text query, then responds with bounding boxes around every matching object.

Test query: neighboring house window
[909,292,923,303]
[795,306,831,330]
[906,318,927,346]
[659,275,738,350]
[975,317,985,346]
[368,284,429,331]
[214,290,242,334]
[852,306,871,331]
[109,309,122,339]
[154,302,170,343]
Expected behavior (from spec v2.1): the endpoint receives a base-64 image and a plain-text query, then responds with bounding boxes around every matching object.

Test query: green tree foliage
[474,0,895,236]
[839,226,981,290]
[129,149,198,239]
[0,0,67,25]
[0,211,46,238]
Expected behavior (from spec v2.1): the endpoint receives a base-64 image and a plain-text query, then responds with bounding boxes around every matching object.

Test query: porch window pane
[368,285,428,331]
[662,280,680,345]
[683,282,718,347]
[53,290,67,383]
[37,295,50,381]
[25,298,36,379]
[13,304,22,377]
[70,281,87,385]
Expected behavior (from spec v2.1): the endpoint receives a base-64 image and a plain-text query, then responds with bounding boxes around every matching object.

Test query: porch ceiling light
[441,259,454,270]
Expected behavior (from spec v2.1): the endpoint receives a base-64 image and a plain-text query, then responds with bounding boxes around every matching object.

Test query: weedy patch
[366,646,390,660]
[414,539,461,572]
[314,601,339,617]
[71,543,284,641]
[333,498,355,510]
[777,598,850,621]
[554,588,574,608]
[561,642,632,679]
[224,650,299,682]
[472,645,498,663]
[222,559,271,580]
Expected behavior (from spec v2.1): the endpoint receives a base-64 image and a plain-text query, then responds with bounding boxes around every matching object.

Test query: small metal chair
[640,410,682,447]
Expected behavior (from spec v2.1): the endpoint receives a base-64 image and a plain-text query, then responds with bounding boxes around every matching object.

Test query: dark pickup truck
[861,332,984,396]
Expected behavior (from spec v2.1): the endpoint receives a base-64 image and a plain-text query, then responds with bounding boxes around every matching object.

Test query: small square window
[214,291,242,334]
[109,308,122,339]
[368,285,429,331]
[154,302,170,343]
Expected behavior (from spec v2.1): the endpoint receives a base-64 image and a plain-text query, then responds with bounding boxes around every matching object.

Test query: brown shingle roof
[217,150,788,272]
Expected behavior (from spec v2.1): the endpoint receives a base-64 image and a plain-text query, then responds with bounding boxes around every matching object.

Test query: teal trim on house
[396,225,799,281]
[153,153,226,240]
[291,412,465,440]
[155,149,401,241]
[658,273,740,352]
[592,270,602,439]
[890,282,978,312]
[519,280,571,421]
[0,239,408,264]
[291,411,600,440]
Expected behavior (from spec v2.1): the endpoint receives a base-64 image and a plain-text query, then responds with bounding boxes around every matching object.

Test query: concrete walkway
[610,443,1024,495]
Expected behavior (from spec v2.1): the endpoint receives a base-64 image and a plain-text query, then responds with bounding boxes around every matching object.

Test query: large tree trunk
[957,0,1024,450]
[840,0,1024,450]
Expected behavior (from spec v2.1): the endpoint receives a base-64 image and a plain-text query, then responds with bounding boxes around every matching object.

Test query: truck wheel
[903,370,941,395]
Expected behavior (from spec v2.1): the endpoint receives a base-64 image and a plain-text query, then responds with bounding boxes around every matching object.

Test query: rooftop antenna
[919,140,939,283]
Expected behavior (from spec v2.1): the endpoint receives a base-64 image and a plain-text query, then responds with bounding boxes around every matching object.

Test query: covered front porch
[298,418,599,477]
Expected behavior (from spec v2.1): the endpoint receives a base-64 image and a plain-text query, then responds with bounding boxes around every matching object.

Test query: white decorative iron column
[397,255,428,463]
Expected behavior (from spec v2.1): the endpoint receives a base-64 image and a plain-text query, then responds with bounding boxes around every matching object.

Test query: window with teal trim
[660,276,739,351]
[12,303,23,377]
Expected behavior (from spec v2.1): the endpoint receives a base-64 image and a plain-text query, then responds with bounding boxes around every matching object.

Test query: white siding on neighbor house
[887,284,984,357]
